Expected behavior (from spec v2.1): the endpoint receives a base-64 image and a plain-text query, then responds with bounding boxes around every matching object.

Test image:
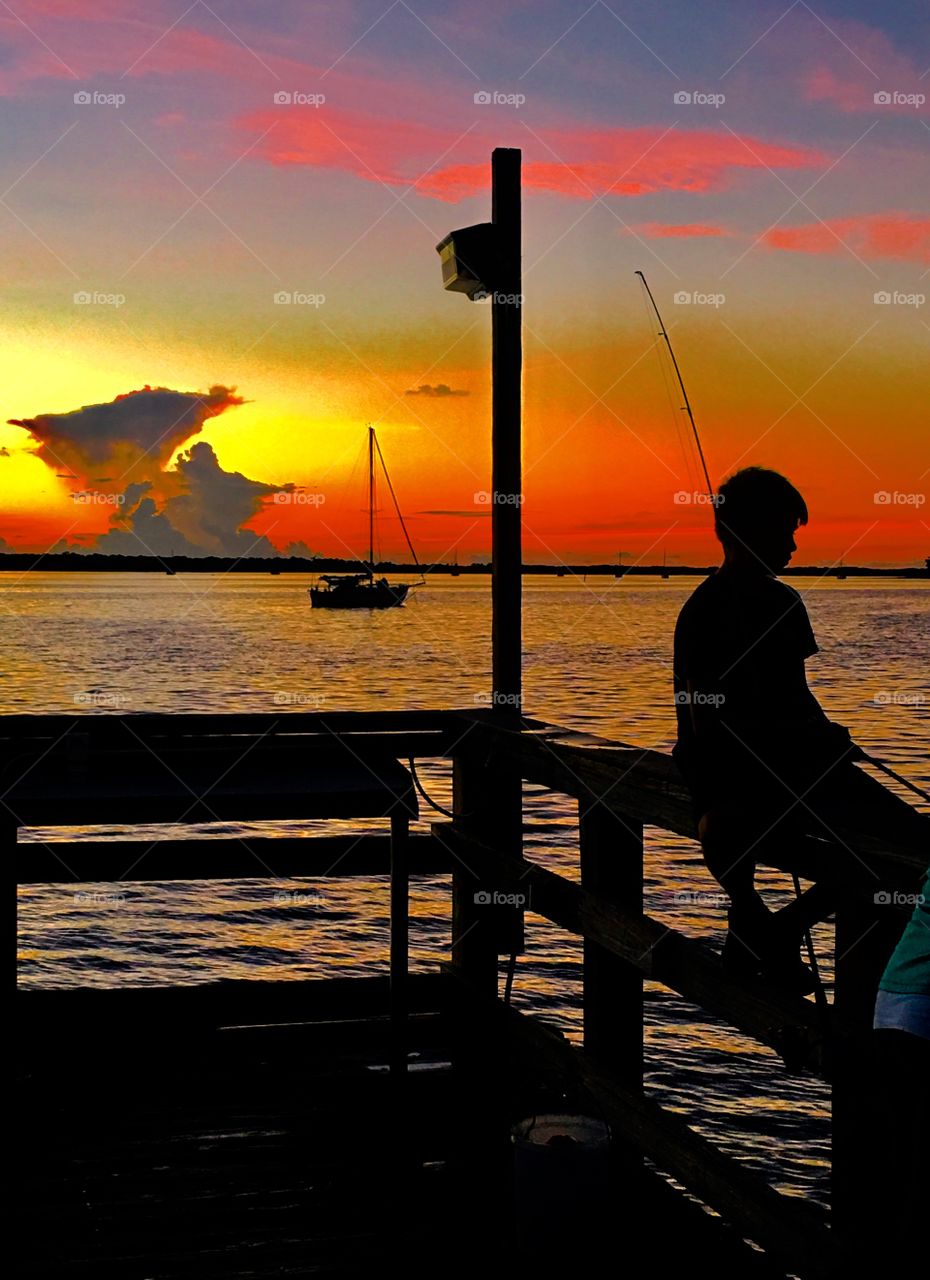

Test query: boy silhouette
[672,467,926,991]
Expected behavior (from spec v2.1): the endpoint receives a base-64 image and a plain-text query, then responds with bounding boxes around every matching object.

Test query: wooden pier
[10,709,927,1278]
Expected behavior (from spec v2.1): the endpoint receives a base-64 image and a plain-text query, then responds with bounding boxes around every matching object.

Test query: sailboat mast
[368,425,374,581]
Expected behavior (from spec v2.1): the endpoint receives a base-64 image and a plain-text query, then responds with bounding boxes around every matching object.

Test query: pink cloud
[805,65,927,114]
[763,214,930,263]
[241,111,825,203]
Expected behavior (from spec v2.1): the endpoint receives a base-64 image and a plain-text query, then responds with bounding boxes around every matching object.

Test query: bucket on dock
[511,1114,611,1253]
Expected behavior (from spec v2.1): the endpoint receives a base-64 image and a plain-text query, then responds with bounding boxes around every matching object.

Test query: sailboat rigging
[308,425,423,610]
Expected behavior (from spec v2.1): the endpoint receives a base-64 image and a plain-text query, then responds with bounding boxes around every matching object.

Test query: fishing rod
[636,270,714,501]
[859,754,930,803]
[635,270,830,1009]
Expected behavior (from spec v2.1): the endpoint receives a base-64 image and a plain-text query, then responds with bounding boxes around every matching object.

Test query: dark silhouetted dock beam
[490,147,522,719]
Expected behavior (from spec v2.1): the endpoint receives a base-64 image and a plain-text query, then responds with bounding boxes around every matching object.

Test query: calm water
[9,572,930,1204]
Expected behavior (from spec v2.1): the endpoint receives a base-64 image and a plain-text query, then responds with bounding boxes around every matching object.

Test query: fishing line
[638,279,698,494]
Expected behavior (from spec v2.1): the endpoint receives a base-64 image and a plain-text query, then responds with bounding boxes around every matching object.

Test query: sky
[1,0,928,566]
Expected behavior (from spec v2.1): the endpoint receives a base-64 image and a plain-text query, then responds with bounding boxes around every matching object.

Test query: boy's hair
[714,467,808,547]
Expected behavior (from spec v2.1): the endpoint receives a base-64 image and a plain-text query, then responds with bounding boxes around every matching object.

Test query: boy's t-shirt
[672,568,827,810]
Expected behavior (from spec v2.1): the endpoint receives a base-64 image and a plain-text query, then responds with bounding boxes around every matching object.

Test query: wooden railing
[9,709,927,1278]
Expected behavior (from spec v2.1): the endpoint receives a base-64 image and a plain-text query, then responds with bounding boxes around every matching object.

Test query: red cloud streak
[764,214,930,263]
[241,110,825,202]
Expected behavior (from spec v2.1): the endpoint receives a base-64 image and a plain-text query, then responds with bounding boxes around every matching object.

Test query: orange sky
[1,1,928,565]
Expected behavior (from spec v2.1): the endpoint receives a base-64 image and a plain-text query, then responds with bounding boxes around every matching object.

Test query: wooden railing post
[832,892,902,1258]
[5,816,16,988]
[579,803,643,1087]
[449,741,523,999]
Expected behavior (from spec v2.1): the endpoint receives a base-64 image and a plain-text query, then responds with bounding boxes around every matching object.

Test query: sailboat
[308,426,422,610]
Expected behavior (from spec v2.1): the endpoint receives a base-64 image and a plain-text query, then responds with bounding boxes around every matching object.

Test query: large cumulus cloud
[9,384,244,483]
[8,385,290,557]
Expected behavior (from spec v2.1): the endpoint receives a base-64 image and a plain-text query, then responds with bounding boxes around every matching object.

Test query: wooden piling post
[832,893,902,1259]
[579,804,644,1085]
[389,812,409,1083]
[490,146,522,719]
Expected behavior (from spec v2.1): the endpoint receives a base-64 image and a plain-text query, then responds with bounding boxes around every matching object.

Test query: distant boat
[614,551,627,579]
[660,549,670,580]
[308,426,422,610]
[836,559,847,581]
[450,551,461,577]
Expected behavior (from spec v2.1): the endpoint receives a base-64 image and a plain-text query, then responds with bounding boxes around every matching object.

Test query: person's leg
[697,805,817,992]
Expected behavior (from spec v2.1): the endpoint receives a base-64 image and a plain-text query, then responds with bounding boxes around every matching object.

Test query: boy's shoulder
[676,571,810,635]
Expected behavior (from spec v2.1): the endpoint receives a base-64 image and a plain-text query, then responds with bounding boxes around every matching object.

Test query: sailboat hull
[309,582,410,610]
